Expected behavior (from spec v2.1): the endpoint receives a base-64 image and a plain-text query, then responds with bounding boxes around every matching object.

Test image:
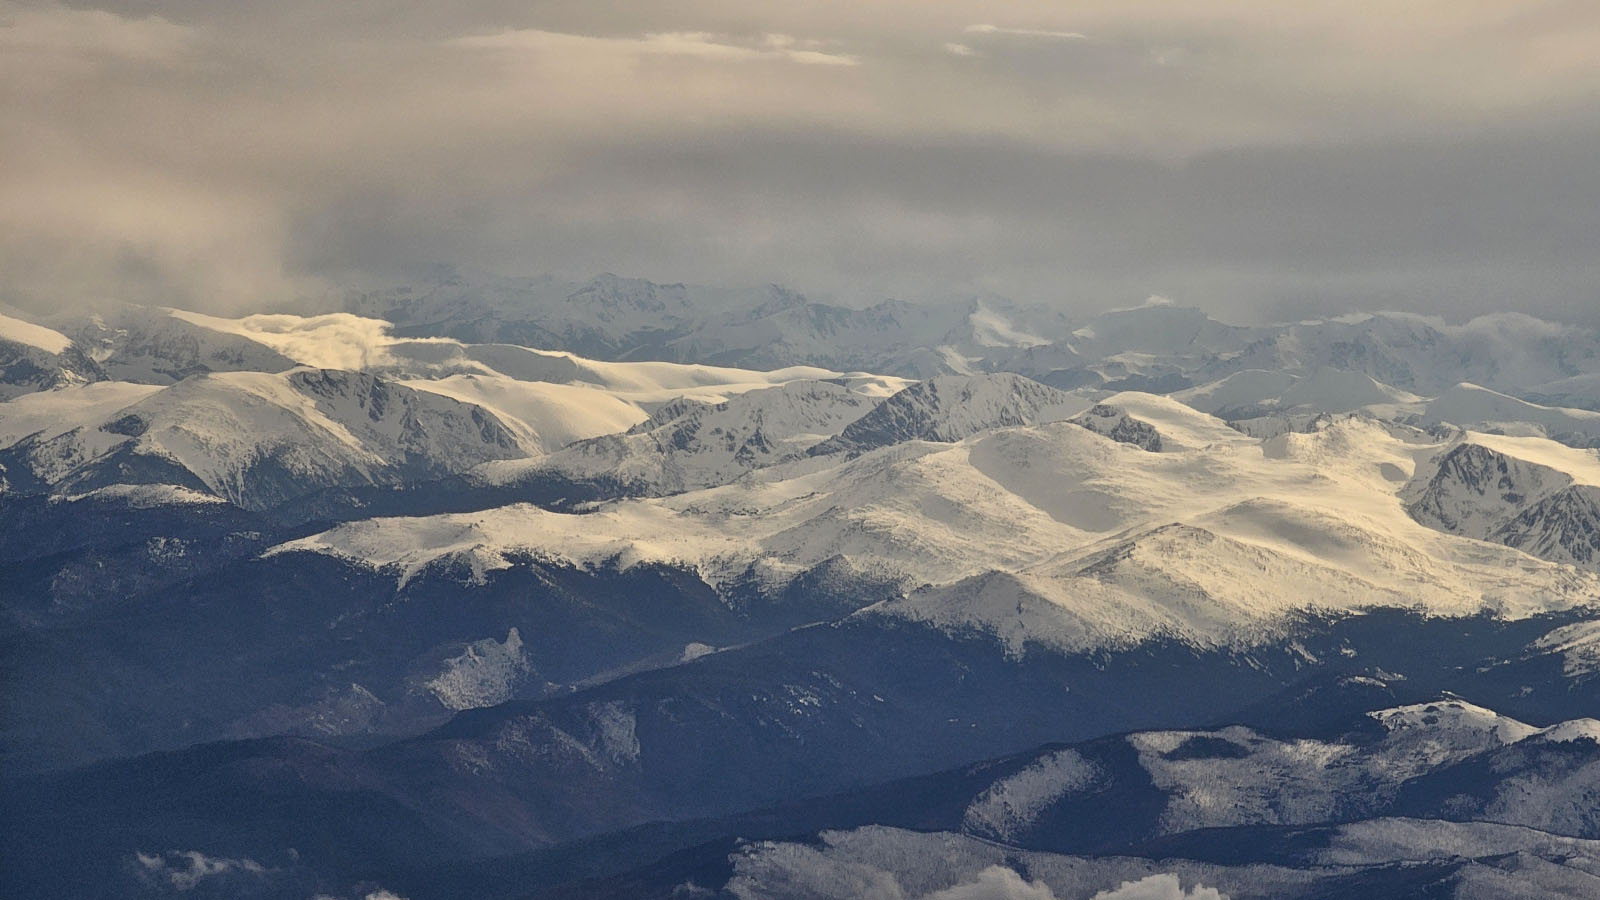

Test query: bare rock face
[1406,441,1600,572]
[1407,443,1571,534]
[1494,485,1600,569]
[1069,404,1164,452]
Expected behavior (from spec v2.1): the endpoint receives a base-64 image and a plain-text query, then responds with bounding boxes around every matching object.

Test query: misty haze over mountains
[7,1,1600,896]
[6,3,1600,329]
[2,271,1599,899]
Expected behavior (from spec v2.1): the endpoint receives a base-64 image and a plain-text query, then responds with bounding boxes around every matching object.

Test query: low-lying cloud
[0,4,193,64]
[1091,874,1227,900]
[451,28,858,66]
[922,866,1060,900]
[964,24,1088,40]
[916,867,1228,900]
[134,849,268,891]
[164,309,416,370]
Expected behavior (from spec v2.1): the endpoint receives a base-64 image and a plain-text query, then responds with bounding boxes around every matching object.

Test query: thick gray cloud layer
[3,1,1598,321]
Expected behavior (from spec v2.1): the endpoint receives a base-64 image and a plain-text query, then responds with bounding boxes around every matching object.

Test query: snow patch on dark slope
[1529,620,1600,680]
[809,373,1088,457]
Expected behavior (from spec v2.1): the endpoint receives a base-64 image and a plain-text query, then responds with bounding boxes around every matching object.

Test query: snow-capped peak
[1369,699,1539,746]
[809,373,1088,457]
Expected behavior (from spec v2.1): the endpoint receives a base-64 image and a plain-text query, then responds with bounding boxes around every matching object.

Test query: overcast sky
[3,1,1598,322]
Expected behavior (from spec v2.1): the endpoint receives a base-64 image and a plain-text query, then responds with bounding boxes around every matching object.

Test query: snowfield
[276,395,1600,649]
[0,310,73,354]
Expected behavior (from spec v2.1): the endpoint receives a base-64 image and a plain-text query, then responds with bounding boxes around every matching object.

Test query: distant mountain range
[338,271,1600,401]
[2,281,1597,899]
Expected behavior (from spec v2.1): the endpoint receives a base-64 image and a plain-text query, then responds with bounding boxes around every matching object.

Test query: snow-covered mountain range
[2,288,1597,900]
[338,272,1600,399]
[0,369,534,508]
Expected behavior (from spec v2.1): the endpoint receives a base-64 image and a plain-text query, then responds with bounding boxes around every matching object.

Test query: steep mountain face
[1496,485,1600,569]
[0,342,104,400]
[809,373,1086,457]
[0,311,105,399]
[1407,442,1574,536]
[0,369,531,509]
[1406,437,1600,570]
